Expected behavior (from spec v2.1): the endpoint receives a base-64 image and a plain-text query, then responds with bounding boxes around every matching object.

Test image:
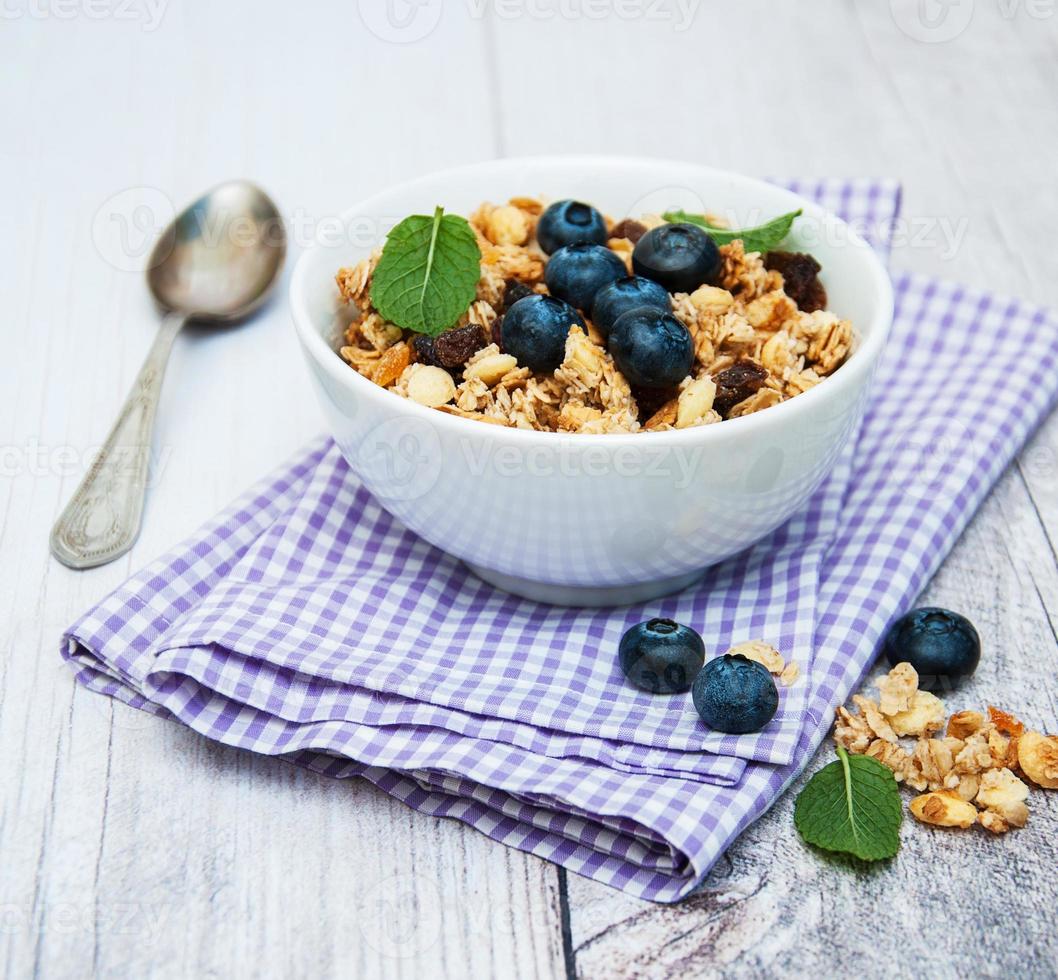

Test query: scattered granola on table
[832,662,1058,836]
[335,196,852,433]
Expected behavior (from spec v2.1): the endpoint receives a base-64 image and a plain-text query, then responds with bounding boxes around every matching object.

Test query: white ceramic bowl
[291,157,893,605]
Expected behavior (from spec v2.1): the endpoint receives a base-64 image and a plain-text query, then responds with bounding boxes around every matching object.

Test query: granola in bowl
[335,196,855,434]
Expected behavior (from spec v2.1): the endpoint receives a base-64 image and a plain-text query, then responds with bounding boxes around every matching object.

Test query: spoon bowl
[148,180,286,321]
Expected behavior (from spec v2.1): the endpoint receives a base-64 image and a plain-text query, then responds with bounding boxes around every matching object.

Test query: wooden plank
[0,5,568,979]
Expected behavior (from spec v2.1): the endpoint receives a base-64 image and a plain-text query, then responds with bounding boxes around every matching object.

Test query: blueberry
[608,308,694,388]
[500,294,586,372]
[536,200,608,255]
[619,618,705,694]
[883,607,981,691]
[545,244,628,312]
[632,223,721,294]
[591,276,672,339]
[692,654,779,734]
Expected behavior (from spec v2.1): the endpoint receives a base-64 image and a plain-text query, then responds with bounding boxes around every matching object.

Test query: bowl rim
[290,155,894,449]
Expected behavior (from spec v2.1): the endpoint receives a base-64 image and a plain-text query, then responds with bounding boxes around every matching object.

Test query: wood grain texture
[2,1,1057,978]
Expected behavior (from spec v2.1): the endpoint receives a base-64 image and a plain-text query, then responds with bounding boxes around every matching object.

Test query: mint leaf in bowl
[663,208,802,254]
[370,207,481,336]
[794,746,903,861]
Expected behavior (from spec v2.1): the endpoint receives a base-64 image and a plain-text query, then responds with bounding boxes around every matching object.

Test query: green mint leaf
[662,208,802,254]
[370,206,481,336]
[793,746,902,862]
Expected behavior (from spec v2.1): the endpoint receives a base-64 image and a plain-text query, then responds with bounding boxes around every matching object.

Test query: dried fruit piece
[632,385,680,423]
[764,251,827,312]
[372,342,410,388]
[434,324,488,369]
[407,365,457,407]
[987,706,1024,737]
[643,398,678,431]
[412,334,442,367]
[502,278,535,312]
[608,218,648,244]
[909,791,977,829]
[712,360,768,417]
[1017,731,1058,789]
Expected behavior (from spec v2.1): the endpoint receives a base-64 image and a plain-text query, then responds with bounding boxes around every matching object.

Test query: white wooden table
[4,2,1058,976]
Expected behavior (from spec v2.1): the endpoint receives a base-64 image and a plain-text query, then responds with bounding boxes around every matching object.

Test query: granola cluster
[335,197,853,433]
[834,663,1058,835]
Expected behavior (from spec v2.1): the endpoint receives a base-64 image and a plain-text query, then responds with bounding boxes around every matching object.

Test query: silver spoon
[51,180,286,569]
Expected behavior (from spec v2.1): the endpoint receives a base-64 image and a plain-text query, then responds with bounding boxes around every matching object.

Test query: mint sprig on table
[794,745,903,861]
[370,207,481,337]
[662,208,802,254]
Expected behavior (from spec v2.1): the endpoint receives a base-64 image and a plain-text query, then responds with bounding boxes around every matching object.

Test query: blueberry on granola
[883,607,980,690]
[501,294,586,373]
[591,276,672,339]
[692,654,779,734]
[619,618,705,694]
[633,223,721,294]
[544,244,628,312]
[536,200,608,255]
[608,308,694,389]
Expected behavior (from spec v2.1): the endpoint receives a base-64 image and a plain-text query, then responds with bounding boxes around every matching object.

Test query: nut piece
[909,791,978,829]
[727,640,784,674]
[888,690,946,738]
[975,768,1030,831]
[407,365,456,407]
[876,662,918,717]
[947,709,987,740]
[853,695,898,743]
[486,205,531,246]
[779,661,801,687]
[676,376,717,428]
[465,352,518,387]
[1018,731,1058,789]
[866,738,914,784]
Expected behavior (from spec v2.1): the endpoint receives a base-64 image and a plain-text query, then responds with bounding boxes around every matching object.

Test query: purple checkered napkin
[64,180,1058,901]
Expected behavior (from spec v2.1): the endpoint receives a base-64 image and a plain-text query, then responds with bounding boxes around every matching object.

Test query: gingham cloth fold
[63,179,1058,901]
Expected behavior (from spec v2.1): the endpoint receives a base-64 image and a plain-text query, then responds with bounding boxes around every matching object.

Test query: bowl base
[463,563,704,607]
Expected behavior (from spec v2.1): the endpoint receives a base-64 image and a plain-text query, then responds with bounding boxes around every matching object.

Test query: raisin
[502,278,535,311]
[412,334,441,367]
[713,360,768,417]
[764,251,827,313]
[434,324,487,369]
[632,384,680,424]
[609,218,648,245]
[491,315,505,352]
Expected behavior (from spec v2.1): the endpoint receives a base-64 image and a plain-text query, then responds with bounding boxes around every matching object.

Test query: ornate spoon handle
[50,312,185,569]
